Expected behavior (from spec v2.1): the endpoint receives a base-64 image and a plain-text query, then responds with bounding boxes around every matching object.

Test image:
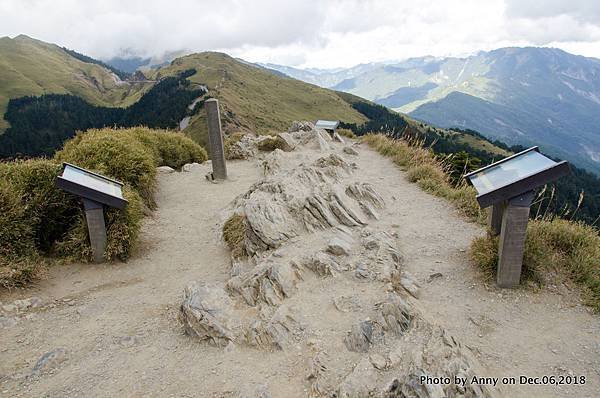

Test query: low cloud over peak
[1,0,599,68]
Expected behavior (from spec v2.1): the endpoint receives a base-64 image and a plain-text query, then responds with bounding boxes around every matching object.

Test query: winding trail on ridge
[0,139,598,397]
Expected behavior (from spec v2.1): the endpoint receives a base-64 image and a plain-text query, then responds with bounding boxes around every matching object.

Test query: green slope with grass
[0,35,152,132]
[151,52,368,148]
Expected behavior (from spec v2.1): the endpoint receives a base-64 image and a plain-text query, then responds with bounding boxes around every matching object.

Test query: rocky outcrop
[180,283,240,347]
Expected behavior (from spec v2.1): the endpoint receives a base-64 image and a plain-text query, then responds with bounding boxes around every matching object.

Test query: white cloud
[0,0,599,68]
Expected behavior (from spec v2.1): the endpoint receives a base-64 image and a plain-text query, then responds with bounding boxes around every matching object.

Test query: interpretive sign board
[465,147,570,209]
[315,120,339,132]
[465,147,570,288]
[56,163,128,263]
[56,163,127,209]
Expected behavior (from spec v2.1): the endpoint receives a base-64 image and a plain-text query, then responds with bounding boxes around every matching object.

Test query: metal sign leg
[83,199,107,263]
[496,191,534,288]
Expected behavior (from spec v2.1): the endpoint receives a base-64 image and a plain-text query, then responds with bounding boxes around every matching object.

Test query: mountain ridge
[264,47,600,174]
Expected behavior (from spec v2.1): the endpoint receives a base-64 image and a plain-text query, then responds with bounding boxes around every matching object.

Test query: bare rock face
[343,146,359,156]
[336,357,379,397]
[235,154,387,256]
[383,326,492,398]
[327,237,352,256]
[288,120,315,133]
[345,295,412,353]
[344,320,376,352]
[227,262,301,306]
[157,165,175,174]
[180,283,240,347]
[246,306,305,350]
[276,132,297,152]
[227,134,260,160]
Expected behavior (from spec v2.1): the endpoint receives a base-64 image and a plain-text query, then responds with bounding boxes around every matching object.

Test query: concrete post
[83,199,107,263]
[496,191,534,288]
[205,98,227,180]
[488,202,505,236]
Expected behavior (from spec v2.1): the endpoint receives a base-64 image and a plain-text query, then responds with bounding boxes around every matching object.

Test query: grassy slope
[0,35,152,132]
[151,52,368,147]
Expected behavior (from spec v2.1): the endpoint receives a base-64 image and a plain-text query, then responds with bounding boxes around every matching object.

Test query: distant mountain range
[262,48,600,174]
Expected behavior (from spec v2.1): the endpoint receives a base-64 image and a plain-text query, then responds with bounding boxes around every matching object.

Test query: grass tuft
[336,128,356,139]
[223,214,247,259]
[257,136,287,152]
[471,219,600,311]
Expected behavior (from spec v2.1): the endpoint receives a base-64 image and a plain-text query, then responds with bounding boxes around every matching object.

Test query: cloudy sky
[1,0,599,68]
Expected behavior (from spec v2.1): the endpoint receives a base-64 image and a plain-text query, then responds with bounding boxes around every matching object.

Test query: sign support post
[488,202,505,236]
[83,199,107,263]
[205,98,227,180]
[496,191,534,287]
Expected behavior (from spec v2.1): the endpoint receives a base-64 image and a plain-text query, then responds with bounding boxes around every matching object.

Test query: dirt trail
[0,136,598,397]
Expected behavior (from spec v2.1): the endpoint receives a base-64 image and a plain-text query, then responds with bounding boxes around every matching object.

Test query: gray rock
[343,146,359,156]
[333,132,345,143]
[276,132,297,152]
[400,273,421,298]
[344,320,374,352]
[288,120,315,133]
[32,348,67,375]
[327,237,352,256]
[369,353,388,370]
[182,162,202,172]
[13,297,43,311]
[337,357,378,397]
[333,295,361,313]
[245,306,304,350]
[179,283,240,347]
[227,262,300,306]
[156,165,175,174]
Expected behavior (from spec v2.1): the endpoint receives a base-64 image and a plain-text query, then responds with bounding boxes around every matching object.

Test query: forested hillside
[0,70,205,157]
[0,35,151,132]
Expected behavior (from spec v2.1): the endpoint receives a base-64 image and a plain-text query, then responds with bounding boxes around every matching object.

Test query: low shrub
[257,136,287,152]
[0,127,207,288]
[471,219,600,311]
[336,128,356,139]
[223,214,247,259]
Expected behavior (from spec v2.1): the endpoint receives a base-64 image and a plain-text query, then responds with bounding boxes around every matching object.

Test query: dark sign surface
[56,163,128,209]
[465,147,570,208]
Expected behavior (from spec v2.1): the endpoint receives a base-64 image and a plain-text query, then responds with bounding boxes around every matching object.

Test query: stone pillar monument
[205,98,227,180]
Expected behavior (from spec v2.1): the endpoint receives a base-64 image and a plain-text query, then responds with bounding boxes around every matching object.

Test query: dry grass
[223,214,247,259]
[224,132,246,160]
[257,136,287,152]
[363,134,485,223]
[364,133,599,312]
[471,219,600,311]
[336,128,356,139]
